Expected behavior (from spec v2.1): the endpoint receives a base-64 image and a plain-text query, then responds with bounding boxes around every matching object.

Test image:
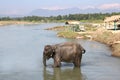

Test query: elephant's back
[58,46,76,62]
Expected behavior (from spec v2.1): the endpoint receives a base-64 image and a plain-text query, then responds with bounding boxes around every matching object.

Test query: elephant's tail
[79,45,86,54]
[82,49,86,54]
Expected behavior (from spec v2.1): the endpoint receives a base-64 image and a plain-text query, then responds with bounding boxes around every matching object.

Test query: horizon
[0,0,120,15]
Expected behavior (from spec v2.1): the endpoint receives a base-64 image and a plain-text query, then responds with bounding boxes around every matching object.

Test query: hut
[65,20,80,25]
[104,15,120,30]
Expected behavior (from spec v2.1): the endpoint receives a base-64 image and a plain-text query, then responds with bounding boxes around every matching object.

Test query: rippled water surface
[0,23,120,80]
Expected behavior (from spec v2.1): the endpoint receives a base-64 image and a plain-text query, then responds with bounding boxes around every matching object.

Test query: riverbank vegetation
[57,31,79,38]
[0,12,120,22]
[0,12,120,26]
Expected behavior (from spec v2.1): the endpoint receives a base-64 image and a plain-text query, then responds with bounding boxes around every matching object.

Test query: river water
[0,23,120,80]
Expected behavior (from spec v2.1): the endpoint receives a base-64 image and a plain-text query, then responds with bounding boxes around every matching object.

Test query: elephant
[43,42,85,67]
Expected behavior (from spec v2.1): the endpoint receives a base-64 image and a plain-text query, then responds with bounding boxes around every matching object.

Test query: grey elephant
[43,42,85,67]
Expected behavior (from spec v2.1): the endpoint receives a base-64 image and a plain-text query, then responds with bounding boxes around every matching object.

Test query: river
[0,23,120,80]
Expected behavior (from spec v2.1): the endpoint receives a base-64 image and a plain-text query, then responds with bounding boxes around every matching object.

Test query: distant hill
[29,7,120,17]
[0,7,120,17]
[29,8,81,16]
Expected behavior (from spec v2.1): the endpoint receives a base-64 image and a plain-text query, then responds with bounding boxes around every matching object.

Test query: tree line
[0,12,120,22]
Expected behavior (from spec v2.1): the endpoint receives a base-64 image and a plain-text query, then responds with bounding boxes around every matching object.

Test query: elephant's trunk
[43,53,46,66]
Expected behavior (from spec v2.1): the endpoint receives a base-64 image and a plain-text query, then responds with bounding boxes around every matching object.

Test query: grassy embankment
[46,23,120,57]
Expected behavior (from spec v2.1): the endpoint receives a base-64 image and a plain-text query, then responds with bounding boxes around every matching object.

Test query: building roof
[104,15,120,22]
[65,20,80,25]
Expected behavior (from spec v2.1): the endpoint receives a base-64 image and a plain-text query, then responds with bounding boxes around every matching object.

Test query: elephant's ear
[52,45,57,52]
[51,45,57,57]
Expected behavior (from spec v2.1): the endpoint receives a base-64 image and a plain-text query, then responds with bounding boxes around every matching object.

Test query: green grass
[84,24,97,31]
[57,31,79,39]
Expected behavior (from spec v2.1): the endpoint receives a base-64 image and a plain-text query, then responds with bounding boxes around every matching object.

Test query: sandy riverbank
[0,21,39,26]
[92,28,120,57]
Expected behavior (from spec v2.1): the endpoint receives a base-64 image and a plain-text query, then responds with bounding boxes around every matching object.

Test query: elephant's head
[43,45,56,66]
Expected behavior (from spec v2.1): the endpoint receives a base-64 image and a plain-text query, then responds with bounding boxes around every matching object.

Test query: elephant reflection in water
[43,68,86,80]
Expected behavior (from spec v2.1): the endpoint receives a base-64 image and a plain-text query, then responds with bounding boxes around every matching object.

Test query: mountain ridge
[0,7,120,17]
[29,7,120,16]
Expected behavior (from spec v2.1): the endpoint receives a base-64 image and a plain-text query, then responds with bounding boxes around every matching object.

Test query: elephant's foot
[73,62,81,68]
[53,62,61,68]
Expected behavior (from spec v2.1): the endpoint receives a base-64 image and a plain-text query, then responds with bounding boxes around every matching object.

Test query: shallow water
[0,23,120,80]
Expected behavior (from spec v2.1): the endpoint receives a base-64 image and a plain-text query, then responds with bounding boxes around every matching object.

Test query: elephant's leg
[53,56,61,67]
[73,58,80,67]
[73,54,82,67]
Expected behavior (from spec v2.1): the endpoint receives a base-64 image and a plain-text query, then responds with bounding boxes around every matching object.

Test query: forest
[0,12,120,22]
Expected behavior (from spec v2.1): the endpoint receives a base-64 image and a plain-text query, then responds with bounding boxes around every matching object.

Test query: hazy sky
[0,0,120,15]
